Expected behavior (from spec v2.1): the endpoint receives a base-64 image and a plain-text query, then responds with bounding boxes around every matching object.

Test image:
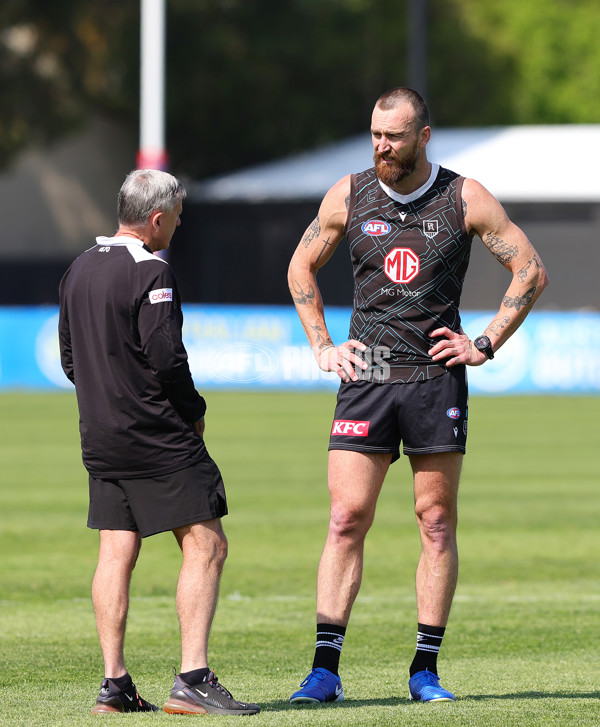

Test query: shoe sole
[163,698,259,716]
[289,694,344,705]
[409,694,455,702]
[91,704,123,714]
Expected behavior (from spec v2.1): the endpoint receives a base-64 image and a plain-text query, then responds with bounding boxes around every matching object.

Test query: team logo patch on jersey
[446,407,461,420]
[423,220,439,238]
[149,287,173,304]
[331,420,370,436]
[384,247,420,284]
[362,220,391,236]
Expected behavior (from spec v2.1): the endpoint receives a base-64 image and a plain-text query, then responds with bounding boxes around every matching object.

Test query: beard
[374,146,419,186]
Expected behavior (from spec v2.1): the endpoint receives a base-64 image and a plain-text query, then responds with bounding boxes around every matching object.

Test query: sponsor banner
[1,306,600,394]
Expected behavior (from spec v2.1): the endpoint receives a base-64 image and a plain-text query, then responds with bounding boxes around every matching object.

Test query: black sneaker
[91,678,159,714]
[163,671,260,715]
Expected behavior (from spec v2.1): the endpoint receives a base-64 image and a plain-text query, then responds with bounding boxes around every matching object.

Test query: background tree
[1,0,598,177]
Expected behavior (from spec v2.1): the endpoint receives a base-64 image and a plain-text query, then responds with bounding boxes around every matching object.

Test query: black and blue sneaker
[408,670,455,702]
[91,677,159,713]
[289,668,344,704]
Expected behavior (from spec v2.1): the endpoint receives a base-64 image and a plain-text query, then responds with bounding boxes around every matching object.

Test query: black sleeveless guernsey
[344,165,472,384]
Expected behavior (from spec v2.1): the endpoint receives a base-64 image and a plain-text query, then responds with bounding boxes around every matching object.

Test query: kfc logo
[149,287,173,304]
[331,420,370,436]
[384,248,420,284]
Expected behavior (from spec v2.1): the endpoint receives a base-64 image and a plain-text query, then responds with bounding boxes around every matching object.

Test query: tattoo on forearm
[461,197,467,217]
[503,286,536,311]
[489,315,511,337]
[311,324,334,350]
[345,194,350,210]
[484,232,519,264]
[302,216,321,248]
[290,279,315,305]
[517,255,542,282]
[314,236,333,266]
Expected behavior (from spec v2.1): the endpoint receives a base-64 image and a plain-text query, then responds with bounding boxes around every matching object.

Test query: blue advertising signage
[1,305,599,394]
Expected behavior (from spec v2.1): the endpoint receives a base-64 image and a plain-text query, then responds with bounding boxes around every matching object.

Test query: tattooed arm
[288,175,367,382]
[429,178,549,367]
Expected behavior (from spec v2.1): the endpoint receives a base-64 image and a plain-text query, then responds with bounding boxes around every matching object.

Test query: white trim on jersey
[378,163,440,204]
[94,235,168,264]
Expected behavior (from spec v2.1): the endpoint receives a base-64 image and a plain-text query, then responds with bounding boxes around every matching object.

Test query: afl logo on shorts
[446,407,461,420]
[362,220,391,236]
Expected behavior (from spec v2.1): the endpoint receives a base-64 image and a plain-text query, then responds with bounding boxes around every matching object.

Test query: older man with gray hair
[59,169,259,716]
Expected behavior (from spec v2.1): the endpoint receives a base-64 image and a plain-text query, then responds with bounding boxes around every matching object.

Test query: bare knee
[415,502,456,549]
[98,531,141,573]
[213,532,228,571]
[177,522,228,572]
[329,504,373,544]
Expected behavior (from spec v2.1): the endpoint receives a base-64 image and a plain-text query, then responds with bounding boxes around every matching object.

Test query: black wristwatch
[474,335,494,360]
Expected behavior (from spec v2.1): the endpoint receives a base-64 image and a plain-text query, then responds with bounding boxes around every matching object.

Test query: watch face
[474,335,493,358]
[475,335,490,350]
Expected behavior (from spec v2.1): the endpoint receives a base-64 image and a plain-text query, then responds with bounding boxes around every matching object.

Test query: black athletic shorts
[328,365,468,463]
[87,456,228,538]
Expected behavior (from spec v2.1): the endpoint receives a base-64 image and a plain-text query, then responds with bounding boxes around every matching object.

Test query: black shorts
[87,456,228,538]
[328,366,468,463]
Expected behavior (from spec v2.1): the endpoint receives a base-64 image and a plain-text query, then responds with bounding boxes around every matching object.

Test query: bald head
[375,87,430,132]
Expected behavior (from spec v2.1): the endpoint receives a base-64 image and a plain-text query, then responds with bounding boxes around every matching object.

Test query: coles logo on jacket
[149,288,173,304]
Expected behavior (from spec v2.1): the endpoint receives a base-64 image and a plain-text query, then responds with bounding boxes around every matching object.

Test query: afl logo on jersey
[446,407,461,420]
[362,220,391,236]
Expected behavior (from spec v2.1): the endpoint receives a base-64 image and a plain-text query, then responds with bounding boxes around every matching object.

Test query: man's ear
[150,210,162,229]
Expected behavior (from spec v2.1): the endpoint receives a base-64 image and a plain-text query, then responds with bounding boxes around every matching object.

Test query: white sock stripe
[315,640,343,651]
[316,632,346,638]
[416,644,441,653]
[417,632,443,640]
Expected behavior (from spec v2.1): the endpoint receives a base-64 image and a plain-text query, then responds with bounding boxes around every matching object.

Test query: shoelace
[301,669,327,687]
[208,673,234,699]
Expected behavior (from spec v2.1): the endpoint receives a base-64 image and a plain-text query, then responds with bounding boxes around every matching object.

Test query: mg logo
[384,248,420,284]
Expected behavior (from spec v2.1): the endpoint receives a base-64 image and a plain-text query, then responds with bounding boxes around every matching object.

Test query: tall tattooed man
[287,87,548,704]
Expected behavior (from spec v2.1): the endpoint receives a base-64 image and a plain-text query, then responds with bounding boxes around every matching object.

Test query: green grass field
[1,391,599,726]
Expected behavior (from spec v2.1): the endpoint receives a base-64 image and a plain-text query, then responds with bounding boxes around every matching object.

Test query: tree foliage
[0,0,599,176]
[0,0,138,168]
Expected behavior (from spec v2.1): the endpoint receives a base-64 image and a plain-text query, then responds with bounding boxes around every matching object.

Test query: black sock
[180,667,211,685]
[108,673,133,690]
[409,623,446,677]
[312,623,346,676]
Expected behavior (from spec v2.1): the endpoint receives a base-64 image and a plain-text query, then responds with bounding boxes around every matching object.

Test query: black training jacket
[58,235,206,478]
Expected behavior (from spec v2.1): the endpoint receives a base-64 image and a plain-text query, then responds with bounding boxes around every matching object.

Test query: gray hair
[117,169,187,227]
